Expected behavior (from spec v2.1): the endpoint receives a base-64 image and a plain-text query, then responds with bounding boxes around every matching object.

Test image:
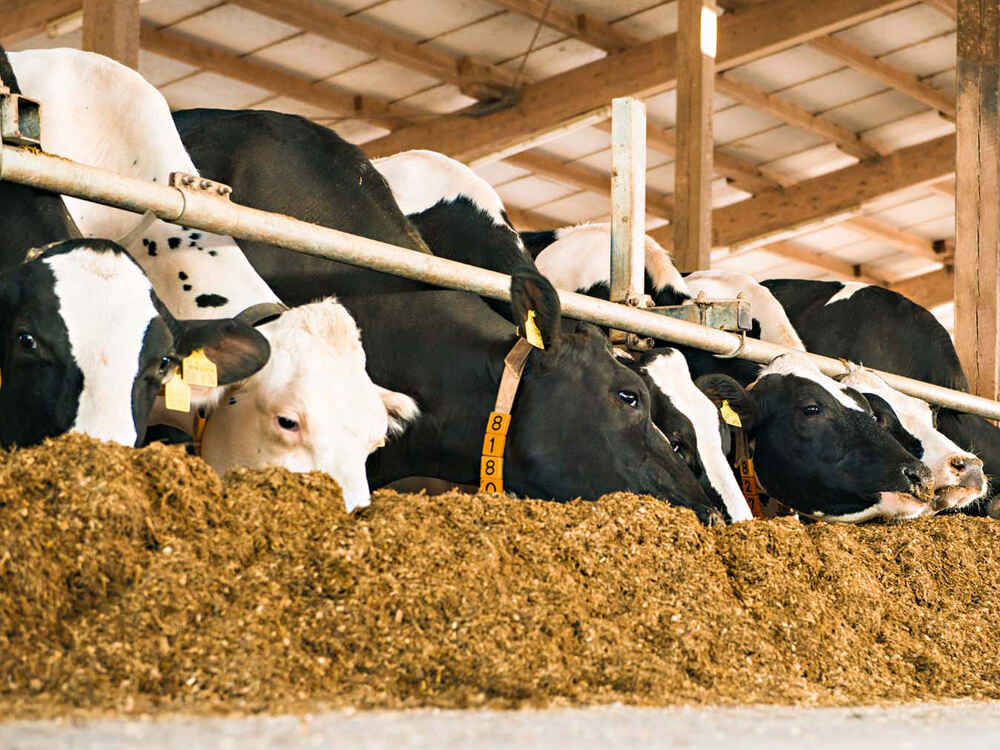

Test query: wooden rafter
[809,34,957,119]
[648,133,955,250]
[363,0,913,161]
[227,0,516,100]
[888,266,954,308]
[714,74,880,159]
[760,240,890,285]
[83,0,139,70]
[487,0,641,53]
[0,0,83,44]
[922,0,956,18]
[138,22,412,130]
[505,151,674,219]
[841,215,945,260]
[504,205,563,232]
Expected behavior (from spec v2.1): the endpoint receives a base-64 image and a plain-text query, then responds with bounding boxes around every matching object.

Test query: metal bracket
[650,292,752,333]
[610,293,657,351]
[169,171,233,199]
[0,86,41,147]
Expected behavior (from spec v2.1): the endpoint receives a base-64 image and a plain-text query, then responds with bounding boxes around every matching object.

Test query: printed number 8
[491,415,504,431]
[484,459,496,475]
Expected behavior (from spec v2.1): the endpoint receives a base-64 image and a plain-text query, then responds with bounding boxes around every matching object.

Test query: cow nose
[902,461,934,501]
[952,453,986,489]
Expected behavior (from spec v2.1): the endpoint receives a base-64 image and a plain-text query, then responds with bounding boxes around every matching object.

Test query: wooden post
[955,0,1000,399]
[673,0,717,272]
[610,97,647,305]
[83,0,140,70]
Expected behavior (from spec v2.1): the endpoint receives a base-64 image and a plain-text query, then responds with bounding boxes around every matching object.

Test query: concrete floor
[3,702,999,750]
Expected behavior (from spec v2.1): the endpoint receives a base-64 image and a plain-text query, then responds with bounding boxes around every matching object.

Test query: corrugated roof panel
[253,33,375,80]
[725,44,843,92]
[160,70,272,109]
[562,0,667,22]
[534,127,611,161]
[138,49,197,86]
[760,143,857,183]
[879,32,955,79]
[726,125,827,165]
[397,83,476,113]
[496,38,607,80]
[535,191,611,224]
[869,195,952,230]
[170,5,298,53]
[358,0,502,42]
[861,110,953,153]
[495,175,578,207]
[326,118,390,144]
[713,105,784,146]
[610,2,679,41]
[430,11,563,64]
[328,59,439,100]
[822,89,929,134]
[775,68,888,114]
[246,95,331,119]
[142,0,223,27]
[833,4,954,56]
[9,29,82,52]
[473,159,531,185]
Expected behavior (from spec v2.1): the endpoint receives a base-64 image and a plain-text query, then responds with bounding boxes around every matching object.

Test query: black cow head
[726,353,934,521]
[499,270,721,524]
[0,239,270,449]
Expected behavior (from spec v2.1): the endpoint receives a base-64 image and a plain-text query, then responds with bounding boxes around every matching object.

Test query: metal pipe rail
[3,142,1000,420]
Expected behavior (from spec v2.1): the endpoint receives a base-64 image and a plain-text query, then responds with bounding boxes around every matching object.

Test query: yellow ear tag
[720,399,742,428]
[164,370,191,412]
[523,309,545,350]
[182,348,218,388]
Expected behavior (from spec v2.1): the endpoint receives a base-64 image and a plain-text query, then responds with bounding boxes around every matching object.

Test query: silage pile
[2,433,1000,719]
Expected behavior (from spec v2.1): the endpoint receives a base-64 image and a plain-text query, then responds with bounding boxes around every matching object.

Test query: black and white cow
[373,151,753,522]
[530,226,941,521]
[11,48,421,510]
[762,277,996,513]
[0,239,269,448]
[174,108,723,522]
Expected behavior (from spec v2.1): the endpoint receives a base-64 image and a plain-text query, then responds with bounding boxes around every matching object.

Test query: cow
[373,151,752,522]
[11,48,420,508]
[0,238,269,448]
[762,277,999,514]
[529,225,940,521]
[174,107,724,523]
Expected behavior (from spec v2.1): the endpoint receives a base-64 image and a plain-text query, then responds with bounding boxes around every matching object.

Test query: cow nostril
[950,456,967,472]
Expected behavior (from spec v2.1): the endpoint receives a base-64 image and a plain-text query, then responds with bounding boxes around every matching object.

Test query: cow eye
[17,332,37,352]
[157,355,175,377]
[617,390,639,408]
[802,404,822,416]
[277,416,299,432]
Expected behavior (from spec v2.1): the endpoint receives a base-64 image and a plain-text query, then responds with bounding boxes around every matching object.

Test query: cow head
[840,368,986,513]
[622,347,755,523]
[501,270,721,524]
[198,298,419,511]
[722,353,934,521]
[0,239,270,448]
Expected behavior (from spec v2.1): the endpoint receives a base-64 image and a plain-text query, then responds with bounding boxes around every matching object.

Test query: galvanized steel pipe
[4,143,1000,420]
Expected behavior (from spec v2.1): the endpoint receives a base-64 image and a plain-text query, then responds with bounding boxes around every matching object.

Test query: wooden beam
[138,22,411,130]
[83,0,140,69]
[922,0,956,18]
[927,177,956,196]
[505,151,674,219]
[760,240,889,284]
[363,0,912,161]
[487,0,641,53]
[809,34,957,119]
[674,0,717,271]
[842,215,945,260]
[715,74,880,160]
[648,133,956,250]
[504,205,561,231]
[0,0,82,44]
[889,266,954,309]
[228,0,516,99]
[954,0,1000,399]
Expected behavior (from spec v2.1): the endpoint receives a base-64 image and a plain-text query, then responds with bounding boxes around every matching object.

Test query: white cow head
[199,298,419,511]
[840,367,987,513]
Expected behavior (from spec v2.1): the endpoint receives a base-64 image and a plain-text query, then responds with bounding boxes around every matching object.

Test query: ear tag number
[479,411,511,493]
[720,399,742,428]
[479,456,504,494]
[164,370,191,412]
[523,309,545,350]
[182,348,218,388]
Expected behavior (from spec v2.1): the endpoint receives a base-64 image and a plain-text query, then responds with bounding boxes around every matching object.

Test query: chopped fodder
[2,433,1000,719]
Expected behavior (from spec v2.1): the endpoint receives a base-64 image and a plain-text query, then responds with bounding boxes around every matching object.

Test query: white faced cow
[10,48,418,506]
[197,299,418,511]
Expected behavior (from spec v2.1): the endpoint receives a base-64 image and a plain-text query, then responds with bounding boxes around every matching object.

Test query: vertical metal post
[610,96,647,306]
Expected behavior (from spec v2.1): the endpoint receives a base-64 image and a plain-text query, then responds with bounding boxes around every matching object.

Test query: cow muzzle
[931,454,987,512]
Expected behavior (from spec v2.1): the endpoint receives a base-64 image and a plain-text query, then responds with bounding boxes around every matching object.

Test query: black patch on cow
[178,271,188,280]
[208,250,218,256]
[195,293,228,308]
[864,392,924,459]
[189,233,201,240]
[189,241,198,248]
[182,284,192,291]
[146,240,157,256]
[168,237,181,249]
[519,230,557,260]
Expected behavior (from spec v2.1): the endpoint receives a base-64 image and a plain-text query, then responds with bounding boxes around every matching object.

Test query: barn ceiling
[6,0,959,330]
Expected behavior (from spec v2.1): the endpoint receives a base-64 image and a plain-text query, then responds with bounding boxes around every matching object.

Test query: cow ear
[510,267,561,351]
[695,374,758,433]
[377,385,420,437]
[174,318,271,385]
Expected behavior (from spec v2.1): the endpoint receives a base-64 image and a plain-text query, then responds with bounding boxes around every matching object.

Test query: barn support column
[955,0,1000,399]
[673,0,718,272]
[83,0,140,70]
